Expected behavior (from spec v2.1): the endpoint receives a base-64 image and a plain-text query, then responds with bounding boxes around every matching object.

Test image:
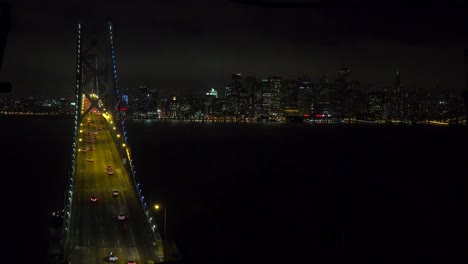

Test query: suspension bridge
[52,20,178,264]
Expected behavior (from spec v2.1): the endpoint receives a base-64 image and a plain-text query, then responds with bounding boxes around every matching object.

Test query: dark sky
[1,0,468,97]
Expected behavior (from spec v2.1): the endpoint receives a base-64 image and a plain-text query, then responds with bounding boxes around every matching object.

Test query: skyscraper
[261,79,272,118]
[231,73,242,117]
[387,68,407,121]
[269,76,283,119]
[244,76,257,118]
[231,73,242,98]
[312,75,330,116]
[395,68,403,95]
[136,85,158,116]
[332,67,351,118]
[367,87,386,120]
[297,81,313,116]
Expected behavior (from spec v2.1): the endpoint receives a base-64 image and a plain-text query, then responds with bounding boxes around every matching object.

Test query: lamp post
[117,133,122,160]
[121,142,126,164]
[153,204,167,241]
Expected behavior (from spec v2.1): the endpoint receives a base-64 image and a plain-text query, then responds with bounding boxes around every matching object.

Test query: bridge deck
[68,109,158,263]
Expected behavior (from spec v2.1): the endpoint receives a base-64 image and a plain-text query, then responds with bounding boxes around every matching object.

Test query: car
[107,165,113,171]
[98,127,102,131]
[88,139,93,143]
[127,260,137,264]
[117,213,126,220]
[108,170,114,175]
[88,146,94,151]
[108,251,118,262]
[90,196,98,202]
[112,190,119,196]
[93,132,98,135]
[87,158,94,162]
[79,148,87,152]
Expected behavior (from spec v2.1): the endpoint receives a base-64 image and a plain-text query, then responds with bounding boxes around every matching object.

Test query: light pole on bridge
[153,204,167,241]
[117,133,125,161]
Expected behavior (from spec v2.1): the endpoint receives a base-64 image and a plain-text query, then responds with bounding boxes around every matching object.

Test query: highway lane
[68,107,158,264]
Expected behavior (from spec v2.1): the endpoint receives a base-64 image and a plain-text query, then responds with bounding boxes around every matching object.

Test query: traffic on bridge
[67,100,159,263]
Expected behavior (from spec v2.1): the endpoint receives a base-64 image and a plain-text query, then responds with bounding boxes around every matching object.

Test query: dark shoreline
[0,114,74,120]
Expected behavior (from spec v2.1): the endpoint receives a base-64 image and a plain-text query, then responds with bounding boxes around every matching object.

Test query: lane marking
[129,227,141,262]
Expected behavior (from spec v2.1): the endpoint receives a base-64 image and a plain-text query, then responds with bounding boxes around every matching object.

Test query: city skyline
[1,1,468,97]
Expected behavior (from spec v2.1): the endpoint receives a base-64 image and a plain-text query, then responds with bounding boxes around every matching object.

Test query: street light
[153,204,167,241]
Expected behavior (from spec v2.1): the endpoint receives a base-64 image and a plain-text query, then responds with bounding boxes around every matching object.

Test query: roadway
[68,103,157,264]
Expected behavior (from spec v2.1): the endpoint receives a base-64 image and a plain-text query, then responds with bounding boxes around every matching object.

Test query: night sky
[1,0,468,97]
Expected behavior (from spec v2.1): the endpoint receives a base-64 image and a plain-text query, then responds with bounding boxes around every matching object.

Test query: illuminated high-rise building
[205,88,221,116]
[244,76,257,118]
[313,74,330,116]
[332,67,351,118]
[231,73,242,98]
[223,73,243,117]
[136,85,148,112]
[297,84,313,115]
[367,87,386,120]
[387,68,407,121]
[206,88,218,98]
[136,85,158,114]
[269,76,282,119]
[261,79,272,118]
[224,85,232,99]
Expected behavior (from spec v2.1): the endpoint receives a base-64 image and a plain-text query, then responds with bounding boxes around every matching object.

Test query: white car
[87,158,94,162]
[108,252,118,262]
[79,148,87,152]
[112,190,119,196]
[117,213,126,220]
[108,170,114,175]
